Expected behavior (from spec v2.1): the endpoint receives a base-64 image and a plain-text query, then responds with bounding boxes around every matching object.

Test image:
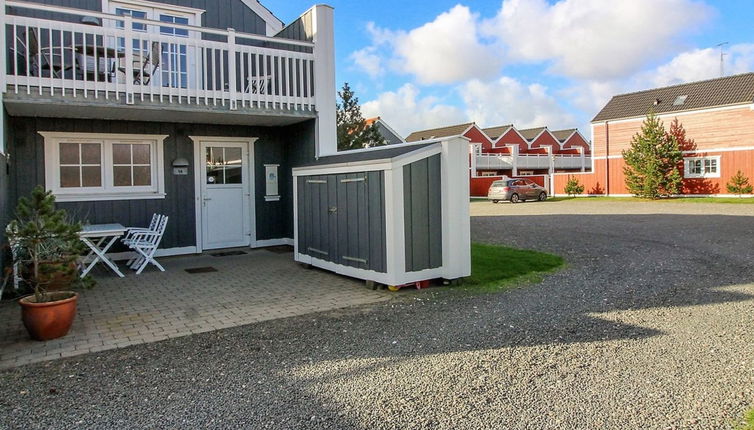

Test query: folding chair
[122,213,161,248]
[11,27,74,78]
[119,41,160,84]
[126,215,168,275]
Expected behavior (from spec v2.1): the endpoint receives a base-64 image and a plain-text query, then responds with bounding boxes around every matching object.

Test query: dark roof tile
[592,73,754,122]
[405,122,474,142]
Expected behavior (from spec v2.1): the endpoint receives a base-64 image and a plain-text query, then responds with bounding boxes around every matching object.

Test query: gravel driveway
[1,199,753,429]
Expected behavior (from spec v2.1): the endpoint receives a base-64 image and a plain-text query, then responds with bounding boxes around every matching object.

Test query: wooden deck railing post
[227,28,237,110]
[124,14,135,104]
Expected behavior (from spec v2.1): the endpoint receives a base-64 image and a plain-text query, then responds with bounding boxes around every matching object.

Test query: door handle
[203,197,212,201]
[328,206,337,214]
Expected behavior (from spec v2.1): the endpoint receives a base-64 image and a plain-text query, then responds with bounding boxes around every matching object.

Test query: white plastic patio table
[79,223,127,278]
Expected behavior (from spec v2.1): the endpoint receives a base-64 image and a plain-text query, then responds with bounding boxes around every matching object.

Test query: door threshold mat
[185,266,218,274]
[265,245,294,254]
[210,250,248,257]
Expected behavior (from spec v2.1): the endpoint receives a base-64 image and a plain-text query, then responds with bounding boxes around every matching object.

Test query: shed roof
[405,123,474,142]
[592,72,754,122]
[297,143,437,167]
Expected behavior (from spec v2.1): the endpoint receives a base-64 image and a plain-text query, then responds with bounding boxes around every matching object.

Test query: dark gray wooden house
[0,0,470,285]
[1,0,336,254]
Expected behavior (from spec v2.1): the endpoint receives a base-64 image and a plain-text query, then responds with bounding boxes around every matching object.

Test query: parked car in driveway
[488,179,548,203]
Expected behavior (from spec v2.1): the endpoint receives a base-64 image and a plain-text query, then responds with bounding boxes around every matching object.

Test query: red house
[406,122,592,196]
[552,73,754,196]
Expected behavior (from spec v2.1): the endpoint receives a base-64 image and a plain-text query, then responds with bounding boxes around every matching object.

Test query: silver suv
[487,178,548,203]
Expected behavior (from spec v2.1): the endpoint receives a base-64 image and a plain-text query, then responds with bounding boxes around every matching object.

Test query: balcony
[1,1,319,126]
[475,153,591,171]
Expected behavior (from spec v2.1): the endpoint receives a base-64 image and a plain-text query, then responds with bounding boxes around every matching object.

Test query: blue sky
[266,0,754,138]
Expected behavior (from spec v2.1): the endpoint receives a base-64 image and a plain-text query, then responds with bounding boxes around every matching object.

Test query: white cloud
[350,47,384,79]
[361,84,467,137]
[647,43,754,87]
[351,6,502,85]
[462,77,576,129]
[483,0,712,80]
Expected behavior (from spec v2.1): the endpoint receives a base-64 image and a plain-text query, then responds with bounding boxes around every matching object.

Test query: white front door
[200,141,251,250]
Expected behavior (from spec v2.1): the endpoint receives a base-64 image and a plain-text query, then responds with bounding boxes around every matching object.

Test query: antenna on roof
[716,42,729,77]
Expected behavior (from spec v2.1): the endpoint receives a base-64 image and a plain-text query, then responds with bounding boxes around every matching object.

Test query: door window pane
[206,146,243,185]
[225,148,242,184]
[206,147,225,185]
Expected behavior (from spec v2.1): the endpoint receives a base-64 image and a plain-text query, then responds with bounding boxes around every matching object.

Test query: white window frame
[41,132,168,202]
[684,156,721,179]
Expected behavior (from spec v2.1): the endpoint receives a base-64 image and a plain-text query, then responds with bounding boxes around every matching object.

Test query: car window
[525,179,535,186]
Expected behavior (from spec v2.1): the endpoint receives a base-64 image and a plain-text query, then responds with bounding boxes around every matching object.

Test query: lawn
[463,243,565,292]
[736,408,754,430]
[545,196,754,204]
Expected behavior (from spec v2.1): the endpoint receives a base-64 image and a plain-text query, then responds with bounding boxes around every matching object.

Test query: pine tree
[726,170,753,196]
[622,112,683,199]
[336,83,387,151]
[563,176,585,196]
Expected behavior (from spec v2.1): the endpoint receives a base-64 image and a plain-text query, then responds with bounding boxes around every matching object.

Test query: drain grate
[210,250,247,257]
[265,245,293,254]
[185,266,218,274]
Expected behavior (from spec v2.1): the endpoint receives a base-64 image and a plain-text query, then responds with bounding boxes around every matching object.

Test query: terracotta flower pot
[19,291,78,341]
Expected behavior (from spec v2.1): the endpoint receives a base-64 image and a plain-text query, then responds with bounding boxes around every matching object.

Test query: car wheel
[510,193,520,203]
[492,200,499,204]
[538,192,547,201]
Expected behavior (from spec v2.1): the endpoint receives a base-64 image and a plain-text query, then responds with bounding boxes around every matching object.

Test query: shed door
[297,171,386,273]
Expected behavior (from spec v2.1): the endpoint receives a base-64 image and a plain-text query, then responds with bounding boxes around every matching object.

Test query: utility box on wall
[292,137,471,286]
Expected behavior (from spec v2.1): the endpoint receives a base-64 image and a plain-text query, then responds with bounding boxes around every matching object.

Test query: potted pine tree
[7,186,88,340]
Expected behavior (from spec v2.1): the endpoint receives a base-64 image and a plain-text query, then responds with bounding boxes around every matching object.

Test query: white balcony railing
[475,153,591,171]
[2,1,316,111]
[475,154,513,169]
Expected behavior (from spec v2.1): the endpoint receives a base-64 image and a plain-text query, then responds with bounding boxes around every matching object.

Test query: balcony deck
[2,1,318,126]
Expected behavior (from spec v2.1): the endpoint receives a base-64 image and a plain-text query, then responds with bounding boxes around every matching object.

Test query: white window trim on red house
[41,132,168,202]
[684,156,721,179]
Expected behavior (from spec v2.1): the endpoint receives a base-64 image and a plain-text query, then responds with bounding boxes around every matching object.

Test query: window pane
[133,166,151,186]
[226,166,242,184]
[81,166,102,187]
[206,147,224,185]
[132,144,151,165]
[59,143,79,164]
[81,143,102,165]
[60,166,80,188]
[225,148,242,184]
[113,144,131,165]
[113,166,132,187]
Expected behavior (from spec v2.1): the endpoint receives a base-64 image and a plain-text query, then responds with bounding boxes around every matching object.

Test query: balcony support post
[579,148,586,172]
[227,28,238,110]
[509,144,518,177]
[124,15,135,105]
[0,4,6,92]
[311,5,336,156]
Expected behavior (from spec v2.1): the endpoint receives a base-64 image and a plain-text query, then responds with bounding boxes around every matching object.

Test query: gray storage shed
[293,137,471,286]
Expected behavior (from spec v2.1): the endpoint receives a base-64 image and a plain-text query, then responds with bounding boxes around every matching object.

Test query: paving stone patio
[0,248,389,369]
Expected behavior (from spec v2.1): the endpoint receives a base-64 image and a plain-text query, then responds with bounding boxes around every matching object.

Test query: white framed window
[479,171,498,177]
[684,156,721,178]
[41,132,168,202]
